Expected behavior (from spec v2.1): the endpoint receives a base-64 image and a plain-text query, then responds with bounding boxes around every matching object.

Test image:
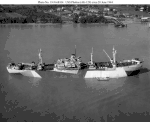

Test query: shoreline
[0,23,62,25]
[0,22,106,25]
[0,18,145,26]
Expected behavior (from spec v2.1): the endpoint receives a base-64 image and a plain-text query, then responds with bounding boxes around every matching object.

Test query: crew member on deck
[70,54,76,62]
[31,61,36,70]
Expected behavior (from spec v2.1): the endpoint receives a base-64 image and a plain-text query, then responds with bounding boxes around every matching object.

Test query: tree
[79,16,87,23]
[86,15,93,23]
[73,14,79,23]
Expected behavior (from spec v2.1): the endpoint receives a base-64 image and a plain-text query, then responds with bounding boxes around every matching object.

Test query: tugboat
[6,49,54,78]
[85,46,143,78]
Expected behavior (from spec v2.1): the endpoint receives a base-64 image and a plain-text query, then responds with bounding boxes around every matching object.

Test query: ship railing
[8,65,19,70]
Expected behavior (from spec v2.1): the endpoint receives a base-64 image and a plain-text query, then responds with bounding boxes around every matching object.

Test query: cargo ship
[7,46,143,79]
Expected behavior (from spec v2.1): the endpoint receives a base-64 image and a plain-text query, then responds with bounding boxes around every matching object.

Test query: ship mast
[91,47,93,64]
[75,45,76,57]
[112,46,117,64]
[38,48,43,65]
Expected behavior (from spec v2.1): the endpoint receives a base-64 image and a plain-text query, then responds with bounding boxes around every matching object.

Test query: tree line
[0,5,108,24]
[0,5,62,24]
[73,14,107,24]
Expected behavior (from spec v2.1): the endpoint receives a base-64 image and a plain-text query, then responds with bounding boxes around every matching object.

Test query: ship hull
[122,63,142,71]
[6,67,42,78]
[122,63,143,76]
[7,62,143,78]
[7,66,79,78]
[84,62,143,78]
[84,67,127,78]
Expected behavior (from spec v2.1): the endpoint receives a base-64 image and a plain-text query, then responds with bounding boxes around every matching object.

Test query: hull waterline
[52,68,79,74]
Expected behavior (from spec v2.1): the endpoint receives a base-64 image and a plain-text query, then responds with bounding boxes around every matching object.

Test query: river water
[1,22,150,122]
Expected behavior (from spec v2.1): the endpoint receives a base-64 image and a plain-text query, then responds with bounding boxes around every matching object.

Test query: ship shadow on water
[8,73,41,84]
[128,67,150,77]
[138,67,150,74]
[8,74,42,89]
[8,73,24,81]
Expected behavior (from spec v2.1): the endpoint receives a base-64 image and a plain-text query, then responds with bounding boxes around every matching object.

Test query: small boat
[96,77,110,81]
[141,17,150,22]
[114,23,127,28]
